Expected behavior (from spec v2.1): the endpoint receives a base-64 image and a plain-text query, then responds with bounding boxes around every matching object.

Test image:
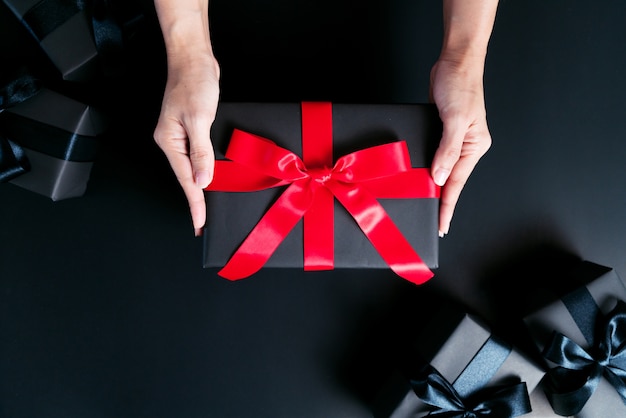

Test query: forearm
[440,0,499,67]
[154,0,214,69]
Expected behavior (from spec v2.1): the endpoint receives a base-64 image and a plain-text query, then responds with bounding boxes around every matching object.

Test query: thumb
[190,142,215,188]
[431,122,463,187]
[187,119,216,189]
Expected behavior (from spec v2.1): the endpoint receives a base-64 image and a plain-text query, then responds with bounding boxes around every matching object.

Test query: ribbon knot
[542,299,626,415]
[206,102,440,284]
[307,167,333,184]
[411,365,531,418]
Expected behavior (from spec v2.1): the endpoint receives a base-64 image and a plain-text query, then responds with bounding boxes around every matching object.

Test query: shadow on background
[330,231,599,407]
[474,237,601,365]
[327,273,471,406]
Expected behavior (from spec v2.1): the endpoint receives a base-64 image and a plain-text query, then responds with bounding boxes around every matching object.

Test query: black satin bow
[411,365,532,418]
[0,74,42,182]
[542,299,626,416]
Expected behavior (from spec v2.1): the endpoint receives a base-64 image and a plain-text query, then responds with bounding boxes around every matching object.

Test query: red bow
[206,102,440,285]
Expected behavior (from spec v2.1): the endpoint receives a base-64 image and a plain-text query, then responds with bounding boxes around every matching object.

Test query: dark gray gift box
[203,102,441,278]
[523,261,626,417]
[372,310,545,418]
[2,0,99,82]
[0,88,106,200]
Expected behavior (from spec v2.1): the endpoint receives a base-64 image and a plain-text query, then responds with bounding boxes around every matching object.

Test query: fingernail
[433,168,450,186]
[439,230,445,238]
[195,170,211,188]
[194,227,203,237]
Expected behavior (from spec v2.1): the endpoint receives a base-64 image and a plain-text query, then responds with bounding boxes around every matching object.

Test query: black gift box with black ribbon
[523,261,626,417]
[372,307,545,418]
[0,81,107,200]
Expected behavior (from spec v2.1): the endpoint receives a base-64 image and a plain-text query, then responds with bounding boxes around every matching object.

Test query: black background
[2,1,626,417]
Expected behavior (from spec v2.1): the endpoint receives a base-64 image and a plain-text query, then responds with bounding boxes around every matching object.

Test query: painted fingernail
[195,170,211,188]
[433,168,450,186]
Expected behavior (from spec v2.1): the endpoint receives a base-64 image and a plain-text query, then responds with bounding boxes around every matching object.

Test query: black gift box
[0,88,107,200]
[203,102,441,279]
[372,308,545,418]
[2,0,100,82]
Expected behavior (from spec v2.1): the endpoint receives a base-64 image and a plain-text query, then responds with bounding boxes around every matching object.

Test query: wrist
[159,18,218,78]
[166,51,220,84]
[440,0,498,70]
[435,51,486,80]
[161,17,212,53]
[440,23,491,70]
[154,1,213,57]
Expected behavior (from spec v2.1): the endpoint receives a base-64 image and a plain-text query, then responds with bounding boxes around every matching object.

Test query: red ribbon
[206,102,440,285]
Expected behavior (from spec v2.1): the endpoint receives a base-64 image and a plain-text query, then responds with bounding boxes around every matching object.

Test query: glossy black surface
[2,1,626,417]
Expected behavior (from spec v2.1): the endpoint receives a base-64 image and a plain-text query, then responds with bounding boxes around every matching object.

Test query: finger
[437,142,487,236]
[431,116,465,188]
[186,109,217,189]
[163,148,208,236]
[187,186,207,237]
[186,119,214,235]
[438,158,470,236]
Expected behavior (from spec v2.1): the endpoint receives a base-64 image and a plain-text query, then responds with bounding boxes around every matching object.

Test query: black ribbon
[410,335,532,417]
[0,74,42,182]
[19,0,144,78]
[542,290,626,416]
[0,112,100,163]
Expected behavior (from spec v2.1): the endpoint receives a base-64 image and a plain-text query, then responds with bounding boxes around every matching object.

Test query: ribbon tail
[543,366,602,416]
[328,181,433,285]
[218,181,310,280]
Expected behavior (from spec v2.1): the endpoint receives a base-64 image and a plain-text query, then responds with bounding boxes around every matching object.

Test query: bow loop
[598,301,626,370]
[225,129,308,181]
[544,332,596,370]
[331,141,412,183]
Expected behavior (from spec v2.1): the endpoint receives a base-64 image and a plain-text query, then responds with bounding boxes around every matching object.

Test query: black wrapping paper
[203,102,441,274]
